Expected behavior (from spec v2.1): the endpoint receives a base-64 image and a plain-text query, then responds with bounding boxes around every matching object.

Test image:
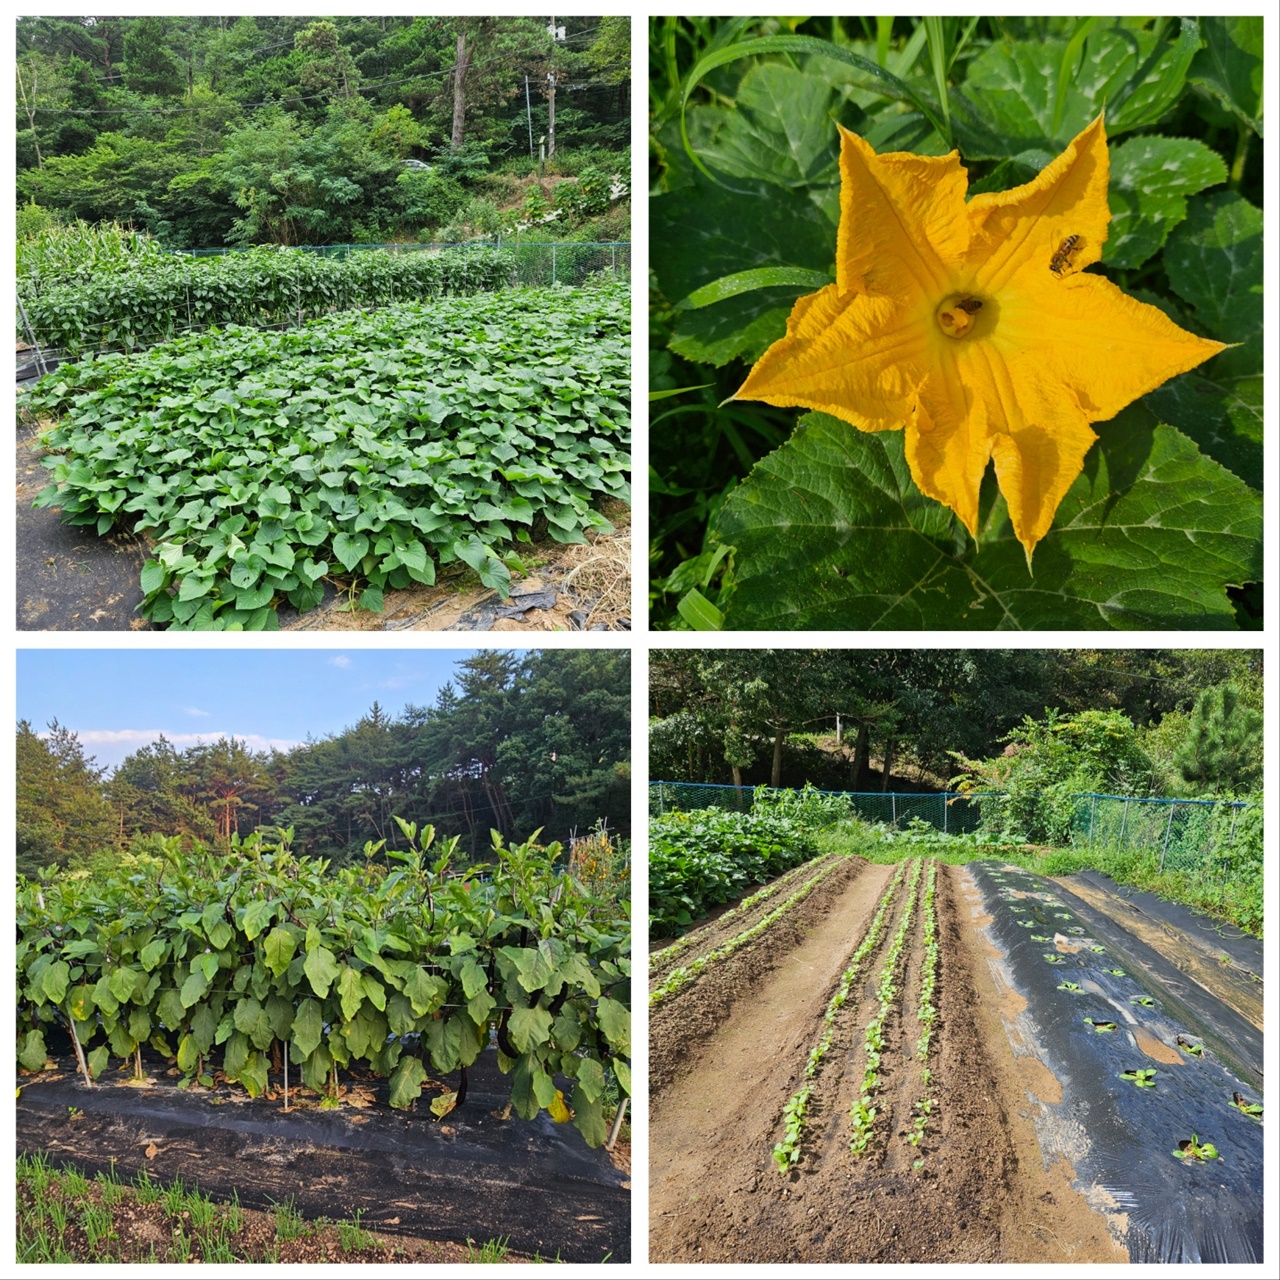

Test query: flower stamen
[936,295,985,339]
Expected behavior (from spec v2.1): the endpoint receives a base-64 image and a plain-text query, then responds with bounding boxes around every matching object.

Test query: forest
[18,649,630,876]
[650,649,1263,801]
[16,14,630,247]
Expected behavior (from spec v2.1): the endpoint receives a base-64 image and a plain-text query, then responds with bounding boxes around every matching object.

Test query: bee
[956,297,983,314]
[1050,234,1083,275]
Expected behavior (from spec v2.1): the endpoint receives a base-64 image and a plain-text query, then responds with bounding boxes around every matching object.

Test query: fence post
[611,243,616,273]
[891,794,897,827]
[552,242,557,286]
[1119,798,1129,847]
[1160,803,1175,871]
[1229,805,1238,843]
[1089,794,1096,842]
[943,793,948,834]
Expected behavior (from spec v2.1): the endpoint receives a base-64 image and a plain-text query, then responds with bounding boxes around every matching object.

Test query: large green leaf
[652,171,836,367]
[291,998,323,1059]
[263,926,297,978]
[956,23,1198,156]
[713,411,1260,630]
[1163,192,1262,381]
[388,1054,428,1110]
[594,997,631,1056]
[1144,373,1261,493]
[1104,136,1228,270]
[1189,17,1263,133]
[690,63,842,187]
[18,1030,48,1072]
[507,1004,554,1054]
[303,944,341,999]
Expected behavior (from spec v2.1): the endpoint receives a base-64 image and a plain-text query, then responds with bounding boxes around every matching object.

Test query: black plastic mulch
[971,862,1262,1265]
[17,1048,629,1263]
[1063,869,1262,976]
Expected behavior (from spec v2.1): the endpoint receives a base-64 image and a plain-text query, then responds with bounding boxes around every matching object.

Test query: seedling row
[771,858,947,1173]
[649,855,851,1010]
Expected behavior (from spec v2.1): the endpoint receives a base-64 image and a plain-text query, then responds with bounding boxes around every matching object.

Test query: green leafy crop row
[23,244,516,355]
[648,808,822,937]
[29,285,629,630]
[772,860,907,1171]
[649,856,848,1010]
[650,853,835,970]
[17,822,630,1149]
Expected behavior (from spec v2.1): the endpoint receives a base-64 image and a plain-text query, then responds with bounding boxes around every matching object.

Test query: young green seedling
[1172,1134,1220,1162]
[1119,1068,1156,1089]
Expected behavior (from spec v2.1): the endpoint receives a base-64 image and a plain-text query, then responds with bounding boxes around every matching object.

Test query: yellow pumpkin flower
[733,115,1227,560]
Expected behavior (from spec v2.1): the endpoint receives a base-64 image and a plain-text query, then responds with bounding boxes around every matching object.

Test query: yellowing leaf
[429,1090,458,1120]
[548,1089,573,1124]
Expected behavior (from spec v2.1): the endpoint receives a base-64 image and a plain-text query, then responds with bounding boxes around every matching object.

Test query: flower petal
[969,114,1111,292]
[733,283,930,430]
[905,355,994,538]
[994,273,1227,421]
[836,127,971,298]
[990,412,1098,562]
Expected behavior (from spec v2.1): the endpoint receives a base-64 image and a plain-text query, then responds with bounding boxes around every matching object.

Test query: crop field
[649,845,1262,1264]
[17,826,631,1260]
[24,282,628,630]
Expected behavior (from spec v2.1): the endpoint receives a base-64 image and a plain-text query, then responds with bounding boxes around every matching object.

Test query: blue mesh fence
[649,782,1254,874]
[1065,792,1250,873]
[647,781,985,833]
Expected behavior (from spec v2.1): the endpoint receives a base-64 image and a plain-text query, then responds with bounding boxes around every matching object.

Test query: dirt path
[649,861,1126,1264]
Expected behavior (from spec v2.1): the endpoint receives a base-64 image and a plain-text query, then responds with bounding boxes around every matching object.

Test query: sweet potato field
[25,282,629,629]
[649,845,1262,1264]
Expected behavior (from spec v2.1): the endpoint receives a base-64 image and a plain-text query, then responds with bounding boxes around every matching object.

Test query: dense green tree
[16,720,117,875]
[123,16,184,97]
[1173,685,1263,795]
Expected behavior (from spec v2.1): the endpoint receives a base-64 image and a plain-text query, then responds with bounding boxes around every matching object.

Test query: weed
[271,1196,310,1243]
[337,1211,377,1252]
[467,1236,513,1263]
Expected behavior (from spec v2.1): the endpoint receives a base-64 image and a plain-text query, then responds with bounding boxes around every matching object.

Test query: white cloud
[182,706,211,718]
[65,729,301,760]
[328,655,352,668]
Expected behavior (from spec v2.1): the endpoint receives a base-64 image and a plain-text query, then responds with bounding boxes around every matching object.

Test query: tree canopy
[17,15,629,247]
[17,650,630,875]
[649,648,1263,799]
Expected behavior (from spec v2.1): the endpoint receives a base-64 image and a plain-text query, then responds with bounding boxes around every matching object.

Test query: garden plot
[649,856,1262,1264]
[21,285,628,630]
[16,1045,628,1263]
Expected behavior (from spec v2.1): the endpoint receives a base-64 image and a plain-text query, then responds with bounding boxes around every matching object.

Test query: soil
[17,412,631,633]
[648,861,1128,1264]
[17,1048,629,1263]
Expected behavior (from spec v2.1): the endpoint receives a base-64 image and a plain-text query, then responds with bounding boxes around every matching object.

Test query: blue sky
[17,649,478,769]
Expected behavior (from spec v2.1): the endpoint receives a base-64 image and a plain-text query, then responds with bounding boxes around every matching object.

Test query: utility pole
[545,17,563,158]
[525,74,534,155]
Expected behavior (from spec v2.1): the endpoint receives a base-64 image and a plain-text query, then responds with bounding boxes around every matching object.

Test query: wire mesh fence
[1065,792,1250,873]
[16,240,629,374]
[648,782,1255,875]
[648,781,985,833]
[169,239,631,287]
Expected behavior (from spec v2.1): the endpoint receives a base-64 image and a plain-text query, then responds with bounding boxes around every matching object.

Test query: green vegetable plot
[29,285,630,630]
[17,823,630,1148]
[23,244,515,354]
